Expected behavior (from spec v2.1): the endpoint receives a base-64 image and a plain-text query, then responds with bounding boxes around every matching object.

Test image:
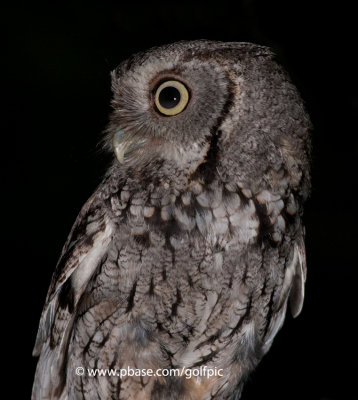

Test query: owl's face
[107,41,311,195]
[108,42,230,168]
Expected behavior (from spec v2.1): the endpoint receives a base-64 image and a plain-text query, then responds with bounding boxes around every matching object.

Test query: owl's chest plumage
[72,177,294,377]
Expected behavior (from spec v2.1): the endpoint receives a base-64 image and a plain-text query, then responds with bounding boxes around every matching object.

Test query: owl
[32,40,311,400]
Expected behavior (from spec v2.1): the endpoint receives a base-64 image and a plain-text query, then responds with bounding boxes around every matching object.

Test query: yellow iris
[154,80,189,116]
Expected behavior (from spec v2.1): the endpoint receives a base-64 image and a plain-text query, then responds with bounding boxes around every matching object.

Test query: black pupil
[158,86,181,109]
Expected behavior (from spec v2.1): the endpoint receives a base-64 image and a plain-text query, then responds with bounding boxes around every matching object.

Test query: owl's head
[106,41,311,197]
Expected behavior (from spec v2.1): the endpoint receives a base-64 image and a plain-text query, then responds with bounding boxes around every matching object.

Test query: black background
[4,1,357,399]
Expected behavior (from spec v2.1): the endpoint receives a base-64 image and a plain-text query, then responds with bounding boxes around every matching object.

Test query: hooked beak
[113,129,147,164]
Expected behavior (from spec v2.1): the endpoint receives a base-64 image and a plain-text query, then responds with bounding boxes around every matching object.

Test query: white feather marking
[278,245,298,306]
[71,218,113,299]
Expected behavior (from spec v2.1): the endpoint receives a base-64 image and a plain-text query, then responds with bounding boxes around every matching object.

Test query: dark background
[4,1,357,399]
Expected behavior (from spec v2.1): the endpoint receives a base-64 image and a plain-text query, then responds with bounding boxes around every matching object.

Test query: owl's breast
[70,177,300,399]
[95,177,296,337]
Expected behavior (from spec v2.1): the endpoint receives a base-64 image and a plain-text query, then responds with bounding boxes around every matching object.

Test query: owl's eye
[154,80,189,116]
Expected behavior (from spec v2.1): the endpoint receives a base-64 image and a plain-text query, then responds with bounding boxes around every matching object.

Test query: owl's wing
[263,231,307,349]
[288,233,307,318]
[32,193,114,400]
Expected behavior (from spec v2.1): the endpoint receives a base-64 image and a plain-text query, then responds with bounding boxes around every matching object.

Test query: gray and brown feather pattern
[32,41,311,400]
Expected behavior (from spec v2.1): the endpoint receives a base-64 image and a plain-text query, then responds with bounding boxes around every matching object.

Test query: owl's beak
[113,130,129,163]
[113,129,147,164]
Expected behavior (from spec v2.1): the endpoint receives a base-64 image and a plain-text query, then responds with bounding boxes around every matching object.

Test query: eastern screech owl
[32,40,311,400]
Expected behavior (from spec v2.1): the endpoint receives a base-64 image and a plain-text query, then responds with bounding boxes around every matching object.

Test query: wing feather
[32,193,114,400]
[263,230,307,350]
[289,234,307,318]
